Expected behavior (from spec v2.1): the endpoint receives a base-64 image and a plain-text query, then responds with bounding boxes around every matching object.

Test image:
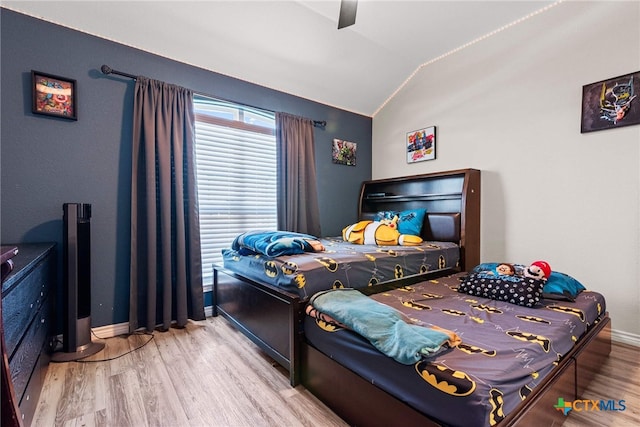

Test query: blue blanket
[309,288,457,364]
[231,230,324,257]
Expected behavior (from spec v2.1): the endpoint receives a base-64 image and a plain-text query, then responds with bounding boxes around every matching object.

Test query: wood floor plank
[61,413,96,427]
[93,408,107,427]
[127,333,192,426]
[32,316,637,427]
[107,369,148,426]
[31,361,66,426]
[91,360,108,415]
[99,335,135,376]
[55,362,95,423]
[563,341,640,426]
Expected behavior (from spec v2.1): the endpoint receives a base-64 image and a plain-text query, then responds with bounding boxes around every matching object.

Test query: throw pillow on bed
[543,272,586,301]
[375,208,426,236]
[458,272,544,307]
[396,209,426,235]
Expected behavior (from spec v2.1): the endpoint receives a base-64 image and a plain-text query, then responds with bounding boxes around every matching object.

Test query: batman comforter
[304,272,607,427]
[222,237,460,298]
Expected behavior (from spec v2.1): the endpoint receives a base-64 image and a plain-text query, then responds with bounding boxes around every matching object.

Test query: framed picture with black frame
[332,138,357,166]
[407,126,436,163]
[580,71,639,133]
[32,70,77,120]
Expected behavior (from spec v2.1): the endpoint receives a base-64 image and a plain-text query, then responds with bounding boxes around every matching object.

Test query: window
[193,95,277,286]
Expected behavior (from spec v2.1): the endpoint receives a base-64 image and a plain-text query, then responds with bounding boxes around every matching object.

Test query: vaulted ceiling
[2,1,557,116]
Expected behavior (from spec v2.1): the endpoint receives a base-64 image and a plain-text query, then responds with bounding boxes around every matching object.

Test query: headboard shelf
[358,168,480,270]
[364,192,463,202]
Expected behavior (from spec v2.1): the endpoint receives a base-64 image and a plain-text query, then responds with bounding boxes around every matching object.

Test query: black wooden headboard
[358,169,481,271]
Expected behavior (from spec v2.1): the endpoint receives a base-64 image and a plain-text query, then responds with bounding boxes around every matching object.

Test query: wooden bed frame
[301,301,611,426]
[213,166,612,424]
[213,168,481,386]
[298,171,612,425]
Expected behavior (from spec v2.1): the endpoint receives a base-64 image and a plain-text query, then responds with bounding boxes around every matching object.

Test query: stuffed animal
[495,263,515,276]
[524,260,551,280]
[342,220,423,246]
[379,215,399,229]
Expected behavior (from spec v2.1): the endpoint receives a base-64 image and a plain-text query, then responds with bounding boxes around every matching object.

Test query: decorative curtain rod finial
[99,64,137,80]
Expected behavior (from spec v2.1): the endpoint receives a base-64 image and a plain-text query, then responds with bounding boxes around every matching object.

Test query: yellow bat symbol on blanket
[457,343,496,357]
[264,261,278,278]
[516,315,550,325]
[472,304,503,314]
[506,331,551,353]
[314,257,338,272]
[441,308,466,317]
[421,293,443,299]
[281,261,298,275]
[394,264,404,278]
[415,362,476,397]
[402,301,431,310]
[294,274,306,289]
[489,388,505,426]
[547,305,586,322]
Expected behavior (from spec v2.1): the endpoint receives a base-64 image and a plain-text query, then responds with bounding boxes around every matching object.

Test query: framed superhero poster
[32,70,77,120]
[332,138,357,166]
[407,126,436,163]
[581,71,639,133]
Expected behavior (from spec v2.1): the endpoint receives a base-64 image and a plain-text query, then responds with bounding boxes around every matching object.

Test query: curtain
[130,76,205,333]
[275,112,322,236]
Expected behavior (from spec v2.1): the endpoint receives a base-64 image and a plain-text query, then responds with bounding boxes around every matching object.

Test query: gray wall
[1,9,372,328]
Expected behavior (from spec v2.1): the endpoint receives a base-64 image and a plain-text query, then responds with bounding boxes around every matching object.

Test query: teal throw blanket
[310,288,453,364]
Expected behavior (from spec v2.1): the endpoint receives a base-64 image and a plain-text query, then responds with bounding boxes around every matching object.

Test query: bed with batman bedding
[222,236,460,298]
[213,168,481,386]
[301,268,611,426]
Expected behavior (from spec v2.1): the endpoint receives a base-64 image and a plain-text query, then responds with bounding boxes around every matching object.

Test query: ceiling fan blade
[338,0,358,29]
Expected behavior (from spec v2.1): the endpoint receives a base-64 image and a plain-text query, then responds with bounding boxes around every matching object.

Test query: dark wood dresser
[1,243,56,426]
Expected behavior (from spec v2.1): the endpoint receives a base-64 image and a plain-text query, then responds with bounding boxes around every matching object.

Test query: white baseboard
[86,311,217,340]
[54,321,129,343]
[91,322,130,339]
[611,329,640,347]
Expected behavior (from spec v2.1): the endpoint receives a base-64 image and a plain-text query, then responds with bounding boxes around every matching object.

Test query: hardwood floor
[562,341,639,427]
[33,317,347,427]
[33,316,639,427]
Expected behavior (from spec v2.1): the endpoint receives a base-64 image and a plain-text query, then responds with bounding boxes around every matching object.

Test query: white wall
[372,1,640,344]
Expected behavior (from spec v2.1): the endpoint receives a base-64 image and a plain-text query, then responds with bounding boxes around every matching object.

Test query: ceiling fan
[338,0,358,29]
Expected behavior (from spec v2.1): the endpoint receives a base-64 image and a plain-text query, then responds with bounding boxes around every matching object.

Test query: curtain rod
[100,64,137,80]
[100,64,327,128]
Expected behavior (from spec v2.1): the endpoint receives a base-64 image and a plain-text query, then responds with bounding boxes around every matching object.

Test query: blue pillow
[544,272,586,301]
[375,209,426,236]
[396,209,426,236]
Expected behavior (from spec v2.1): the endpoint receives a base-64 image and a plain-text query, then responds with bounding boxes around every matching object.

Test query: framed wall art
[580,71,639,133]
[332,138,357,166]
[32,70,77,120]
[407,126,436,163]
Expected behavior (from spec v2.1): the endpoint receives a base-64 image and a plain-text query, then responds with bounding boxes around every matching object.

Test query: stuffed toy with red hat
[524,260,552,281]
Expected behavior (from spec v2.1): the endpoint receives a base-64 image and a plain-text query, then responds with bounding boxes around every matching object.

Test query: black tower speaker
[52,203,104,362]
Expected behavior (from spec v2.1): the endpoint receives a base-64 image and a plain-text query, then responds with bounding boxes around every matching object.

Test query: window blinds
[194,104,277,285]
